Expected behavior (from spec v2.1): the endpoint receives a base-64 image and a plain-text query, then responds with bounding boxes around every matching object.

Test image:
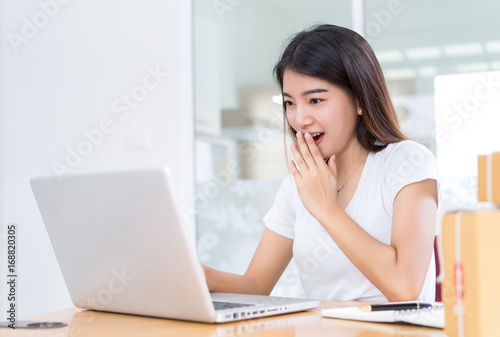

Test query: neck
[334,142,368,179]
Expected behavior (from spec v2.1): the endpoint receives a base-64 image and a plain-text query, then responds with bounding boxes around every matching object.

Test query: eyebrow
[282,88,328,98]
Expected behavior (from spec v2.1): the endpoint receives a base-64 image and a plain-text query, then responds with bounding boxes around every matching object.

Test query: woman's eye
[310,98,323,104]
[284,100,294,107]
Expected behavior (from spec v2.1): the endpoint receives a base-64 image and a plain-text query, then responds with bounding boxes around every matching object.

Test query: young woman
[202,24,439,302]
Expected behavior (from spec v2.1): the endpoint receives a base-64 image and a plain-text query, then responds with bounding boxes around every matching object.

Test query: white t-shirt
[263,140,440,302]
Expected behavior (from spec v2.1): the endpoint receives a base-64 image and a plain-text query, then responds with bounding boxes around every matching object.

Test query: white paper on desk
[321,306,444,329]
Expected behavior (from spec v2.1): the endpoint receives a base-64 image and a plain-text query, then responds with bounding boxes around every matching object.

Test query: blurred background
[193,0,500,298]
[1,0,499,318]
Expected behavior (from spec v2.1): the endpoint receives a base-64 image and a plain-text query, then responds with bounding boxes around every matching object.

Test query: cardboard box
[478,153,500,204]
[441,211,500,337]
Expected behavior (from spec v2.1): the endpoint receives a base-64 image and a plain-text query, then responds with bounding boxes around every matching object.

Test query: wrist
[316,202,343,225]
[201,264,213,289]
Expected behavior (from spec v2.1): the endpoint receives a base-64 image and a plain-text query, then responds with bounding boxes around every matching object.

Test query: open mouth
[311,132,324,144]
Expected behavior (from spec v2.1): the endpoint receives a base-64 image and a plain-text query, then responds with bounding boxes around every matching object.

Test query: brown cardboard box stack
[441,153,500,337]
[478,153,500,204]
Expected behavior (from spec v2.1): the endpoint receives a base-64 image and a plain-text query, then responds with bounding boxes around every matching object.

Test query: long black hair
[274,24,407,152]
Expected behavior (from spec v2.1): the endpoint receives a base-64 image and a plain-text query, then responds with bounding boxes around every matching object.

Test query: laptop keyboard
[213,301,254,311]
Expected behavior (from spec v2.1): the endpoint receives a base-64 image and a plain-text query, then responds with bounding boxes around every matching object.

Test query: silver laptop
[30,167,318,323]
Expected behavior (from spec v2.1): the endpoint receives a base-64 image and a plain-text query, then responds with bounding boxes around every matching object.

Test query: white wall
[0,0,193,318]
[435,71,500,177]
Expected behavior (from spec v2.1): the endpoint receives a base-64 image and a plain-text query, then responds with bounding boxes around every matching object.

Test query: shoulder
[377,140,437,172]
[263,174,299,240]
[274,174,299,203]
[381,140,434,161]
[378,140,440,207]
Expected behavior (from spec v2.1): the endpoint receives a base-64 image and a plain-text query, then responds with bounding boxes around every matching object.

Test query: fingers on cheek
[297,133,308,148]
[290,142,300,155]
[301,136,311,150]
[291,143,303,162]
[289,161,301,178]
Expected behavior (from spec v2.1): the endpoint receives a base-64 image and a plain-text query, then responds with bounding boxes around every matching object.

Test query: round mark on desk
[27,322,68,329]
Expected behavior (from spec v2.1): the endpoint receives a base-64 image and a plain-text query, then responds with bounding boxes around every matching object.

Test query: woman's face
[282,70,361,159]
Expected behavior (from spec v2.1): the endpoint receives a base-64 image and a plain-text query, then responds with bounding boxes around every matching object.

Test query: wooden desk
[2,301,447,337]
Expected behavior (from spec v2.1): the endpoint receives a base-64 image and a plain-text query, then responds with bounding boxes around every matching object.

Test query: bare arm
[315,179,438,301]
[203,228,293,295]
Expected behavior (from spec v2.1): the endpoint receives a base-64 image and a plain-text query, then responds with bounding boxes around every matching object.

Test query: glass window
[365,0,500,218]
[194,0,500,297]
[194,0,353,297]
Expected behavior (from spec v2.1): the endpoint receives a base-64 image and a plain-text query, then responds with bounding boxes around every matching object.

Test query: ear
[355,99,363,115]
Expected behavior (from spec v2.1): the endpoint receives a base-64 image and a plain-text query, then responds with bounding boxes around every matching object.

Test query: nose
[293,104,314,130]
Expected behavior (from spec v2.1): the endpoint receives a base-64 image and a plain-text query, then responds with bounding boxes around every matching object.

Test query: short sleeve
[382,141,440,211]
[263,175,297,240]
